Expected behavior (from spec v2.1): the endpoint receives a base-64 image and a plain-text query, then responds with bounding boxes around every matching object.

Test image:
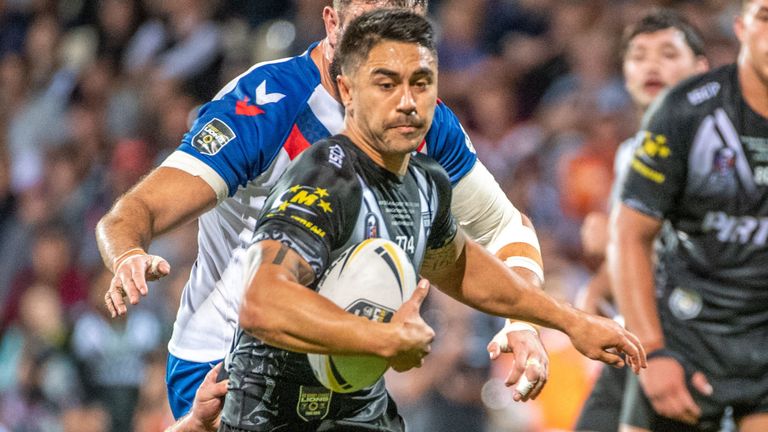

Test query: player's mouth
[643,78,666,95]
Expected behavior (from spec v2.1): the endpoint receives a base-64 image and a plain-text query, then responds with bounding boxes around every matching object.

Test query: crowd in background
[0,0,741,431]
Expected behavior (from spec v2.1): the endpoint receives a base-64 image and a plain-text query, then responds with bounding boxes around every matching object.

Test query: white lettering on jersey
[328,144,345,169]
[687,82,720,106]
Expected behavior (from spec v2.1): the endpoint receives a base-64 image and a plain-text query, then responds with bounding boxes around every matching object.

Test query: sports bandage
[491,321,539,352]
[515,373,535,396]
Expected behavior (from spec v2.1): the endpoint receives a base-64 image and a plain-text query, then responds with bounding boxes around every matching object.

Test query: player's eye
[378,82,395,91]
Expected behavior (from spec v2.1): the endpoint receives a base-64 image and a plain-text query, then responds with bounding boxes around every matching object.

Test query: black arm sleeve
[252,141,361,279]
[619,89,693,219]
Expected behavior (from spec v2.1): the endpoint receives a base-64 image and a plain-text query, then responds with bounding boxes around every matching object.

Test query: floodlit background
[0,1,739,431]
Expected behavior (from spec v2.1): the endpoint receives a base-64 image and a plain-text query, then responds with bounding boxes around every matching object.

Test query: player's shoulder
[411,152,451,188]
[650,64,735,119]
[292,135,356,176]
[212,43,321,104]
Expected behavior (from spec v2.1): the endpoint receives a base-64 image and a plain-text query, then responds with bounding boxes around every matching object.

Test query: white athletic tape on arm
[161,151,229,203]
[451,161,522,248]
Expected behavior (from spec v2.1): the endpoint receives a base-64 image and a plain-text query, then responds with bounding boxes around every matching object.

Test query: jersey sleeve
[619,91,692,219]
[418,156,458,249]
[163,66,313,200]
[423,101,478,185]
[251,142,361,279]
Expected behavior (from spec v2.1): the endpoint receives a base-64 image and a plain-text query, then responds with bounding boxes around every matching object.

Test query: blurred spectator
[70,269,164,432]
[0,283,82,431]
[1,224,88,331]
[123,0,223,100]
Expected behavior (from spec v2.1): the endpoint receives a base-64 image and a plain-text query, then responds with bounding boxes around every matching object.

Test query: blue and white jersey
[162,42,477,362]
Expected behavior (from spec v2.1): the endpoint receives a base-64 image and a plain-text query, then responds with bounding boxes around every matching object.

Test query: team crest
[192,118,236,155]
[712,147,735,175]
[296,386,332,422]
[365,213,379,239]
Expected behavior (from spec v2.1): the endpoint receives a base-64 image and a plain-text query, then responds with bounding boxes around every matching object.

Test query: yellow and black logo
[275,185,333,214]
[296,386,332,421]
[637,132,670,159]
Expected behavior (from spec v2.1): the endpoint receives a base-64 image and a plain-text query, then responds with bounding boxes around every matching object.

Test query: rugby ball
[308,238,417,393]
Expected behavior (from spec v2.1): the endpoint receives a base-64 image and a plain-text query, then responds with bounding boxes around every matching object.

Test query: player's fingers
[108,277,128,316]
[615,338,642,373]
[597,350,625,368]
[507,349,529,390]
[691,371,713,396]
[147,255,171,280]
[529,371,548,400]
[407,279,430,308]
[129,257,150,296]
[623,329,647,368]
[487,341,501,360]
[104,290,117,318]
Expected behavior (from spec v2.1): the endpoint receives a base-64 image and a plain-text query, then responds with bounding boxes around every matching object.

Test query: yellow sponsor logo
[275,185,333,213]
[631,159,666,184]
[290,215,326,238]
[637,132,670,159]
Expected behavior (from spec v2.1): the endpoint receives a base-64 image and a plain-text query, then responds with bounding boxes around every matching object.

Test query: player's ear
[734,15,746,45]
[695,56,709,74]
[338,74,353,110]
[323,6,341,48]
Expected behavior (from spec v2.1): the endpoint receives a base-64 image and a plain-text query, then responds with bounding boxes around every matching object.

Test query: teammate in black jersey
[574,10,709,432]
[216,9,646,432]
[610,1,768,431]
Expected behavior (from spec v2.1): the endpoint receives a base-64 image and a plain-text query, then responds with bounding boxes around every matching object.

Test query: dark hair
[621,9,705,58]
[334,0,429,20]
[335,8,436,76]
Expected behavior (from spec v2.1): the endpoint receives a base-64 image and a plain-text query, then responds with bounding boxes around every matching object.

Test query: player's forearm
[607,210,664,350]
[96,195,155,270]
[166,413,211,432]
[429,240,580,333]
[239,268,400,358]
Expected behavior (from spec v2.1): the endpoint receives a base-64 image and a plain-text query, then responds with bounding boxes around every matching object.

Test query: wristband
[112,247,146,272]
[646,348,684,363]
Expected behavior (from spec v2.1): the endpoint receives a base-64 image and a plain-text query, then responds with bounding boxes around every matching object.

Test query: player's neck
[342,127,410,177]
[312,39,340,102]
[739,55,768,119]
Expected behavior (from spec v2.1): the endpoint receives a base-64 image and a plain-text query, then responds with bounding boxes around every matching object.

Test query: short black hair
[334,0,429,20]
[621,8,705,58]
[335,8,436,76]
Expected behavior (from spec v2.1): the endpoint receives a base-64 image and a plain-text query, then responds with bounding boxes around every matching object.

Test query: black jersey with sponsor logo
[221,134,455,430]
[620,64,768,335]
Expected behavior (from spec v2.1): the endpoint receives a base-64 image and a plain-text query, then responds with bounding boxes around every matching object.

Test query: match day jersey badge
[296,386,332,422]
[192,118,236,155]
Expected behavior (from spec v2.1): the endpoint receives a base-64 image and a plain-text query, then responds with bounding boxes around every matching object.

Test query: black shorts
[620,320,768,431]
[219,379,405,432]
[574,364,627,432]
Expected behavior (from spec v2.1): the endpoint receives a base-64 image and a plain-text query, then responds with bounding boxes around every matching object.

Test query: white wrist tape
[504,256,545,283]
[503,321,539,335]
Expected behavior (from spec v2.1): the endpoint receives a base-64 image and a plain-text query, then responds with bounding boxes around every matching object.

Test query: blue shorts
[165,353,222,419]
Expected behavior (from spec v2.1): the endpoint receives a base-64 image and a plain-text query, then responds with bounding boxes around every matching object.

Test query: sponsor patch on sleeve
[192,118,236,155]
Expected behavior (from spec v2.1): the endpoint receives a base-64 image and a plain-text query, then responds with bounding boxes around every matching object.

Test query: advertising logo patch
[274,185,333,215]
[192,118,236,155]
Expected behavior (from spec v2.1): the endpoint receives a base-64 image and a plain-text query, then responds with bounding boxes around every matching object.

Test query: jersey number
[395,235,415,254]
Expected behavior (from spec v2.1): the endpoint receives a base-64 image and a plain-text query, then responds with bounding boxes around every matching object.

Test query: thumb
[407,279,430,307]
[691,371,713,396]
[487,341,501,360]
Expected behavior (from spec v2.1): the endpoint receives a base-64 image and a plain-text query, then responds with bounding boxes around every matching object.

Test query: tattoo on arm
[422,231,465,273]
[272,244,289,265]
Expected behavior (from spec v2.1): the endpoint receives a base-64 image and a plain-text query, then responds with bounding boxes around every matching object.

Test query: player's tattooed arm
[239,239,421,359]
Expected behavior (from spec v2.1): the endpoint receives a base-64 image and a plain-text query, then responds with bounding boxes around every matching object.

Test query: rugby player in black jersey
[574,9,709,432]
[212,9,645,432]
[610,1,768,431]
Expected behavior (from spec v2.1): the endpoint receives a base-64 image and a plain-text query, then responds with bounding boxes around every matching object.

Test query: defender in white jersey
[97,0,547,420]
